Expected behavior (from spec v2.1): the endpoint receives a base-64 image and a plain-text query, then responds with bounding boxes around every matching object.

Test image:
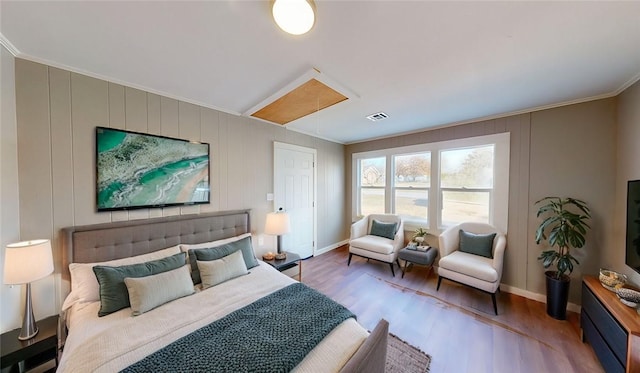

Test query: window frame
[352,133,510,233]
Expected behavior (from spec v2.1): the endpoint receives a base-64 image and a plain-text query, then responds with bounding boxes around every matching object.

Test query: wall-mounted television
[626,179,640,275]
[96,127,210,211]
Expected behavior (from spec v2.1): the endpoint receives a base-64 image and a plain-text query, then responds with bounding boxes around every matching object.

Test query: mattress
[57,262,369,373]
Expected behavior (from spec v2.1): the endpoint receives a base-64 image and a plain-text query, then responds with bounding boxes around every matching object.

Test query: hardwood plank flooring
[302,246,603,373]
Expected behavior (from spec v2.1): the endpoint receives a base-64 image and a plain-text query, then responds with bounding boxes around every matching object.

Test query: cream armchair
[348,214,404,276]
[437,222,506,314]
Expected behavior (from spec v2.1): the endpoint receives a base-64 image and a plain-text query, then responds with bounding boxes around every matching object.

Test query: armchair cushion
[370,220,398,240]
[350,235,396,255]
[459,230,496,259]
[438,251,499,283]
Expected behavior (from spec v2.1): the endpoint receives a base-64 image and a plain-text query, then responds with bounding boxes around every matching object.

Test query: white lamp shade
[3,239,54,285]
[264,211,291,236]
[272,0,315,35]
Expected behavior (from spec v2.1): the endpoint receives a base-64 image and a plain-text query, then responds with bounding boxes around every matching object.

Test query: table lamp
[265,208,291,260]
[3,239,54,340]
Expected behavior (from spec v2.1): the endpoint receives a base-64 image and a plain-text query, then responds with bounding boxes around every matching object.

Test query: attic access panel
[250,78,348,125]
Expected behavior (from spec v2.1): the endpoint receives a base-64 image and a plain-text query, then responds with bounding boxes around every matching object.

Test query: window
[393,153,430,220]
[440,145,493,226]
[352,133,509,232]
[358,157,386,216]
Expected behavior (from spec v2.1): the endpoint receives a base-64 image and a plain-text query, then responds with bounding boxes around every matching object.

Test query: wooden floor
[302,246,604,373]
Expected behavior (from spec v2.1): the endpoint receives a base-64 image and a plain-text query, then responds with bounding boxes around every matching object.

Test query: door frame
[273,141,317,257]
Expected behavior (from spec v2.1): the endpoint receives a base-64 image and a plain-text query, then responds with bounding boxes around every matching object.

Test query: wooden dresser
[581,276,640,373]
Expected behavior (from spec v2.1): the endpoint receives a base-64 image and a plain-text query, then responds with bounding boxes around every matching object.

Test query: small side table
[398,246,437,278]
[263,251,302,281]
[1,315,58,373]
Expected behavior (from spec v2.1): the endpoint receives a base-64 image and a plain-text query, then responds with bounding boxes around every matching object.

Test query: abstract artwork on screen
[96,127,210,211]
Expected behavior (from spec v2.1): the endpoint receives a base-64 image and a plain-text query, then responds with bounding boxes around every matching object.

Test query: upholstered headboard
[61,210,251,281]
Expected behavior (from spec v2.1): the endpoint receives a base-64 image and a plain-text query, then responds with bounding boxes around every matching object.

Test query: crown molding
[345,85,633,145]
[0,33,20,56]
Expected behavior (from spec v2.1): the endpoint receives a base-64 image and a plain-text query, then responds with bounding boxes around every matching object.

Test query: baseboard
[500,284,581,313]
[433,266,581,313]
[315,240,349,256]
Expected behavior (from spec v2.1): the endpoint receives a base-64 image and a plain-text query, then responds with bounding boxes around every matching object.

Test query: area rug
[386,333,432,372]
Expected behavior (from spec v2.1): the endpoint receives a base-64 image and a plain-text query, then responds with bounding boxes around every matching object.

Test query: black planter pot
[545,270,571,320]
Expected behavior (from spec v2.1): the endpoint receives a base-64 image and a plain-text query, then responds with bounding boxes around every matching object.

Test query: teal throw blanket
[121,282,355,373]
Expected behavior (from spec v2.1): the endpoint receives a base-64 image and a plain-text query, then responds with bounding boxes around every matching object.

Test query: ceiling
[2,1,639,144]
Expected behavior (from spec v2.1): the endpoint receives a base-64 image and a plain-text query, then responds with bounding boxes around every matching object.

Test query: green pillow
[458,230,496,259]
[93,252,186,317]
[370,220,397,240]
[189,236,258,284]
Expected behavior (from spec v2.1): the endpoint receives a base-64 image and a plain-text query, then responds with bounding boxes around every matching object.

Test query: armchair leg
[491,293,498,315]
[436,276,443,291]
[389,262,396,277]
[347,253,353,266]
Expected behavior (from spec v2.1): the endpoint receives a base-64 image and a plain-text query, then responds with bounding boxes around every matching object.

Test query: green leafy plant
[535,197,591,279]
[412,227,429,241]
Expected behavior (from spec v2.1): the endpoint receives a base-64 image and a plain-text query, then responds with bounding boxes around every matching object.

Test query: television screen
[96,127,210,211]
[626,179,640,274]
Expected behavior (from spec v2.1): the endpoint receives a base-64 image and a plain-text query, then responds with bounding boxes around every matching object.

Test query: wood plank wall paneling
[9,59,348,319]
[200,108,219,214]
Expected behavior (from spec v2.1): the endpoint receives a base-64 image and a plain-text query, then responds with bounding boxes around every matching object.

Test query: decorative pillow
[67,245,181,308]
[197,250,248,289]
[179,233,252,254]
[458,230,496,259]
[124,265,194,316]
[188,236,258,284]
[369,220,398,240]
[93,252,187,317]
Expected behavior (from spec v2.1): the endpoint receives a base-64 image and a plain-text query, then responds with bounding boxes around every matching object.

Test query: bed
[57,210,387,373]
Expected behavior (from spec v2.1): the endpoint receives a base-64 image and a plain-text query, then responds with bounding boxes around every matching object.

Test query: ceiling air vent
[366,112,389,122]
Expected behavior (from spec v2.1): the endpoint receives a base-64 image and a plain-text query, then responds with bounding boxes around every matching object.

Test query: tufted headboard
[61,210,251,281]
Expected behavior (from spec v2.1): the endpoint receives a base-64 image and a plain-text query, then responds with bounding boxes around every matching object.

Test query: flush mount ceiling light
[272,0,316,35]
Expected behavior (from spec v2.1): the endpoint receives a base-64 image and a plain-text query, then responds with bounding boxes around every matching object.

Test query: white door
[274,142,316,259]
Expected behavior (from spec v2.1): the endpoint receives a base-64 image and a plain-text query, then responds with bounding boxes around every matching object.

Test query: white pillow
[197,250,248,289]
[67,245,181,307]
[180,233,252,272]
[179,232,252,253]
[124,265,195,316]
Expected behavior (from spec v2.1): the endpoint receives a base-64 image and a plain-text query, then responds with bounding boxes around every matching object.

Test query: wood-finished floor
[302,246,604,373]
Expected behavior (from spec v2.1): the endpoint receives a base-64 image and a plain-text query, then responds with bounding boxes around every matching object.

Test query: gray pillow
[197,250,248,289]
[189,236,258,284]
[458,230,496,259]
[124,265,195,316]
[370,220,397,240]
[93,252,186,317]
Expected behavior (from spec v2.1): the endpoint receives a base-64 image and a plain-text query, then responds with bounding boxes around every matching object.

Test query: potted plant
[535,196,591,320]
[412,228,429,244]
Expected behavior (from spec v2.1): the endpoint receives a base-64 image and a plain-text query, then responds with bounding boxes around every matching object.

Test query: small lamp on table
[3,239,54,340]
[265,208,291,260]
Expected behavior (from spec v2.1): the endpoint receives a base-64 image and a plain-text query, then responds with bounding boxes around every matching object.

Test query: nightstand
[263,251,302,281]
[1,315,58,373]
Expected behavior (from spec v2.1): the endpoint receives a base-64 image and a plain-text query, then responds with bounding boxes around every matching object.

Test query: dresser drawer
[581,283,628,365]
[581,311,625,373]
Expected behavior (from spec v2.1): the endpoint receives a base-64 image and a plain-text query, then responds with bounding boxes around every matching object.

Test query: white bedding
[58,262,368,373]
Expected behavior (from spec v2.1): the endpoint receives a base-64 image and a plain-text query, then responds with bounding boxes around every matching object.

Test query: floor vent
[366,112,389,122]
